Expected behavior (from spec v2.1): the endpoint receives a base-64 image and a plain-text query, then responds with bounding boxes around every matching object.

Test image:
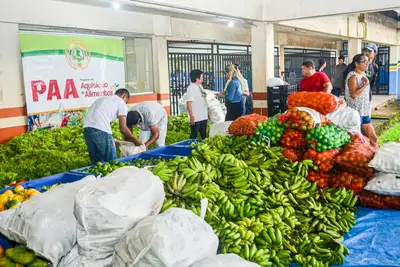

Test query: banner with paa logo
[19,32,125,116]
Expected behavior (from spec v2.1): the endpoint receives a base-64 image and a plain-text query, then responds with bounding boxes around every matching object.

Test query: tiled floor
[371,95,397,109]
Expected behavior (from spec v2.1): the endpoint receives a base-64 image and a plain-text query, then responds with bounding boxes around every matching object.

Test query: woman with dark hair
[316,59,327,72]
[345,54,378,148]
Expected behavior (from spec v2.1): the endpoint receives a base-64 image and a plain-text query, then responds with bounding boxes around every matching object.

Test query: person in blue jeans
[216,64,245,121]
[83,89,142,164]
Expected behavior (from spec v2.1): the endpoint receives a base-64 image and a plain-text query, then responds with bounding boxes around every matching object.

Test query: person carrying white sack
[126,101,168,148]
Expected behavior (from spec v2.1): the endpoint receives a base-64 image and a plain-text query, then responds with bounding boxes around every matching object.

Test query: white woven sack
[327,107,361,134]
[74,167,165,267]
[0,175,97,265]
[111,208,219,267]
[369,142,400,174]
[190,254,261,267]
[365,172,400,196]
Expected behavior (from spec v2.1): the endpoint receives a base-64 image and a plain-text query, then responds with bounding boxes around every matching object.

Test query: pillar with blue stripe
[389,46,400,99]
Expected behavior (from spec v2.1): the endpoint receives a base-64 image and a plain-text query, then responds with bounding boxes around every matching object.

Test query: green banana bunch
[239,244,272,266]
[152,161,174,181]
[155,135,359,267]
[166,172,186,195]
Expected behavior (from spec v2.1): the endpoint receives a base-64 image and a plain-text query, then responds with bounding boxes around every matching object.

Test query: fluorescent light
[228,21,235,27]
[113,2,121,9]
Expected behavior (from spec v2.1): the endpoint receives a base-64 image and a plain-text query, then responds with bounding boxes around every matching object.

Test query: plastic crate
[267,84,298,116]
[169,139,201,147]
[22,172,90,192]
[71,153,180,174]
[145,145,194,157]
[0,235,16,249]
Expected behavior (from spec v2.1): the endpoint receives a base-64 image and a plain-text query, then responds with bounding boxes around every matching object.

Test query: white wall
[0,23,25,109]
[278,13,399,45]
[0,0,161,35]
[265,0,400,21]
[129,0,264,21]
[170,18,251,43]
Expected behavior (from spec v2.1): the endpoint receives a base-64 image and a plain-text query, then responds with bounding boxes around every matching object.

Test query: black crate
[267,84,298,116]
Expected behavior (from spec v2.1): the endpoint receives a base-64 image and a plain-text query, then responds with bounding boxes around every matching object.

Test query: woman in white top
[345,54,378,148]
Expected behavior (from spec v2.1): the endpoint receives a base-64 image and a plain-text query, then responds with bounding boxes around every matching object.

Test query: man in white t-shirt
[84,89,141,164]
[126,101,168,147]
[186,69,208,139]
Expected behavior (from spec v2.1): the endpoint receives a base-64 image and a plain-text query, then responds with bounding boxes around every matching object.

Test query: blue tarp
[338,207,400,267]
[289,207,400,267]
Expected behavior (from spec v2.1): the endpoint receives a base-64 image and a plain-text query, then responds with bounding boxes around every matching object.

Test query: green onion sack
[306,124,351,152]
[250,114,286,146]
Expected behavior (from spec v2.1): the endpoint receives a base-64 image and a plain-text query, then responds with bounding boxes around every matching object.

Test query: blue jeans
[84,127,117,164]
[361,116,371,125]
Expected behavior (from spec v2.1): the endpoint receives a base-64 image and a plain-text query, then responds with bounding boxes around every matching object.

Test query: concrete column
[279,45,285,79]
[134,39,152,92]
[335,41,342,63]
[389,46,400,98]
[348,38,362,62]
[251,22,275,116]
[152,36,171,114]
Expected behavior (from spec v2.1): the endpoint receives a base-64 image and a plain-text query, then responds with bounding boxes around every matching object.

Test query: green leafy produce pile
[378,123,400,145]
[0,172,19,189]
[153,135,357,267]
[0,114,199,182]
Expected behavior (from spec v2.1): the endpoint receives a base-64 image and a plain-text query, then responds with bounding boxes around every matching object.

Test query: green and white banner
[19,32,125,115]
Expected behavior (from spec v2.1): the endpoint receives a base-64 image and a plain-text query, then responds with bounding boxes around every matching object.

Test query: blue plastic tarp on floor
[338,207,400,267]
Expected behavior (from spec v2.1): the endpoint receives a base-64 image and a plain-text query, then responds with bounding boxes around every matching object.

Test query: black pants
[225,102,243,121]
[332,87,342,97]
[190,119,208,139]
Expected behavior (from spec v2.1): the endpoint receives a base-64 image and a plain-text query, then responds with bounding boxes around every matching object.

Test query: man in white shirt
[186,69,208,139]
[83,89,141,164]
[126,101,168,147]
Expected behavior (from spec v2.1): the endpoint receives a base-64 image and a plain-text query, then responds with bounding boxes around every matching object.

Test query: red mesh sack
[288,92,344,115]
[228,114,268,136]
[358,191,388,209]
[307,171,334,189]
[332,171,368,194]
[304,148,341,172]
[278,107,331,131]
[280,129,307,149]
[383,196,400,210]
[282,147,304,162]
[335,134,376,177]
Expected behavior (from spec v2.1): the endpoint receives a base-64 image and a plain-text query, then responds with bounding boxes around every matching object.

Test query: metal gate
[375,46,390,95]
[283,48,336,85]
[167,41,252,115]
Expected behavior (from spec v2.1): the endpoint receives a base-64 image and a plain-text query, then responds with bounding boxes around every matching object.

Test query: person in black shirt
[363,44,379,101]
[316,59,327,73]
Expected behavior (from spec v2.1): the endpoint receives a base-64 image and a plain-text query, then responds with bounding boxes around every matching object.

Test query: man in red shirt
[299,60,333,93]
